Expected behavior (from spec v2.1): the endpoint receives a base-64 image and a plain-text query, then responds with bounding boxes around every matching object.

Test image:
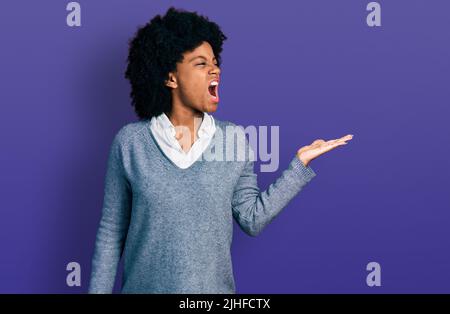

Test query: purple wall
[1,0,449,293]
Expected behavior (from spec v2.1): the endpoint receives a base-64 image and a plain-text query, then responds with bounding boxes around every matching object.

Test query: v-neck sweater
[149,111,217,169]
[88,118,317,294]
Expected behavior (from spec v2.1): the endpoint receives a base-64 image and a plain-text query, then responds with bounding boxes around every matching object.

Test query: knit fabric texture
[88,118,316,293]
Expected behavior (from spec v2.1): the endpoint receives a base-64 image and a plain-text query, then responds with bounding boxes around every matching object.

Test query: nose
[209,63,221,76]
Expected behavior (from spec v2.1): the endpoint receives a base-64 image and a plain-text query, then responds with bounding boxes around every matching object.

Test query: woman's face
[166,41,221,114]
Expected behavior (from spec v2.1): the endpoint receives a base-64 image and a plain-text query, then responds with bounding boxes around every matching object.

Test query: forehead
[183,41,215,62]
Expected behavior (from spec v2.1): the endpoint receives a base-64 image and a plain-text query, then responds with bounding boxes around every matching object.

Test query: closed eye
[196,62,219,67]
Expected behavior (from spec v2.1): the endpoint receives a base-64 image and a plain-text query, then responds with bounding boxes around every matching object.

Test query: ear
[165,72,178,89]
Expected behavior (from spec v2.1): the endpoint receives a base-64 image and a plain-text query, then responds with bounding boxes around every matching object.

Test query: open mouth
[208,80,219,101]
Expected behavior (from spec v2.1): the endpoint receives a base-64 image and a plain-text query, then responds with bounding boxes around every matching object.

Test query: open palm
[297,134,354,167]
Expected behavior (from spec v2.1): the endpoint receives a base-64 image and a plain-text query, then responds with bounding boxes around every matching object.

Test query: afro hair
[124,7,227,120]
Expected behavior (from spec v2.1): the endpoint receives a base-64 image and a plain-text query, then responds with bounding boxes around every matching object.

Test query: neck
[166,106,204,128]
[166,103,205,143]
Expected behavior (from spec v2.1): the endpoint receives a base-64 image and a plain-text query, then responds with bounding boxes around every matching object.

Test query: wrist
[296,153,309,167]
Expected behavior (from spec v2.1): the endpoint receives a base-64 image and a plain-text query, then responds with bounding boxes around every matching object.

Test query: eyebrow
[189,55,217,63]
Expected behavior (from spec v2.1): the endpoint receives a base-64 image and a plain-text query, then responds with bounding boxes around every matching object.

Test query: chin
[201,103,218,113]
[205,106,218,113]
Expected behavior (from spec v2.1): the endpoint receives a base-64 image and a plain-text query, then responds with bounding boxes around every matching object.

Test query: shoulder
[112,119,150,148]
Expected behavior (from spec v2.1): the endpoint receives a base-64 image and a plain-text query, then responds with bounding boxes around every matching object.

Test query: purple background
[1,0,449,293]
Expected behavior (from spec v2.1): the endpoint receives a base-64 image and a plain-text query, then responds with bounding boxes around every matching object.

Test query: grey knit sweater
[88,118,316,294]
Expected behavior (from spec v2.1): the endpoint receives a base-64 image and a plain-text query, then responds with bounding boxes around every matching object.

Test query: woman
[88,7,353,294]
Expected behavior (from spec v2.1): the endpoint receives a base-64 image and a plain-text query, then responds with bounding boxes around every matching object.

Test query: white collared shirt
[149,111,217,169]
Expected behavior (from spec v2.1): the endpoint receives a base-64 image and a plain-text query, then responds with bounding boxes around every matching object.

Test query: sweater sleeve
[231,137,317,237]
[88,133,132,293]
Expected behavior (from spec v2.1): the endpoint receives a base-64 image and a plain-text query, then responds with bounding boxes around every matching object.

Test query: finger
[311,137,350,154]
[324,139,341,146]
[322,140,348,152]
[331,136,352,145]
[340,134,353,141]
[334,139,350,146]
[331,141,349,150]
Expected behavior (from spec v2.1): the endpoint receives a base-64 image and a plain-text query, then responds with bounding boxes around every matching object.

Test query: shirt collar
[155,112,215,139]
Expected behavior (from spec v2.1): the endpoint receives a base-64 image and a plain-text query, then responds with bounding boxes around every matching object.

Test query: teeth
[210,81,218,86]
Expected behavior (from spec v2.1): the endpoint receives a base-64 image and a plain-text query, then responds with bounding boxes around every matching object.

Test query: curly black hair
[124,7,227,120]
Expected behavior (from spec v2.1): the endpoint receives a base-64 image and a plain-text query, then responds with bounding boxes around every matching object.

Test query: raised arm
[231,127,354,237]
[231,136,317,237]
